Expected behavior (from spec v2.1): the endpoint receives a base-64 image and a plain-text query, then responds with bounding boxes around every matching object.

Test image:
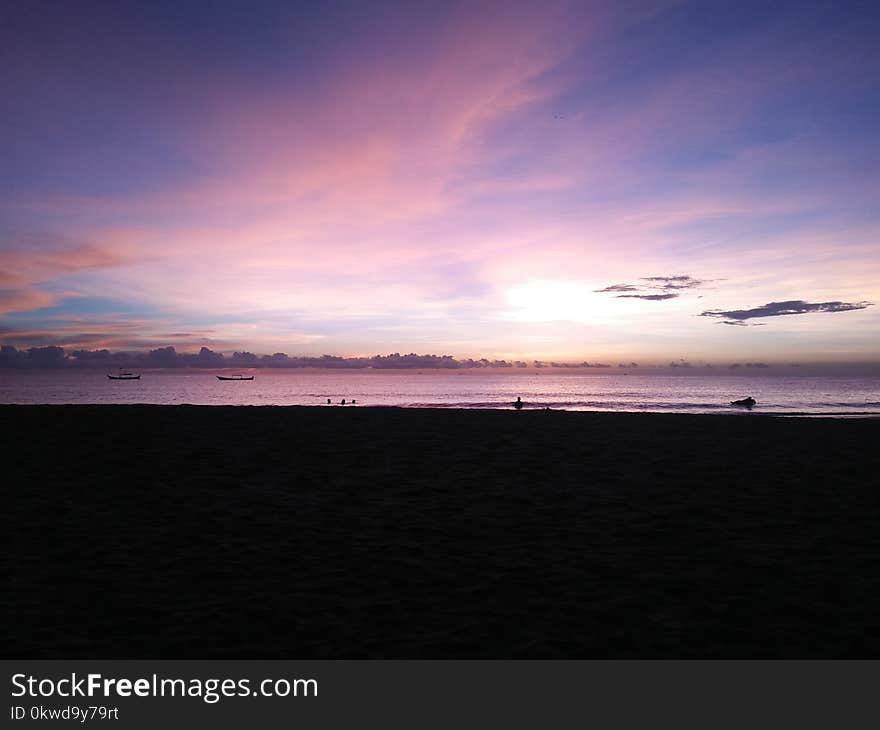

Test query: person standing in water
[514,396,523,410]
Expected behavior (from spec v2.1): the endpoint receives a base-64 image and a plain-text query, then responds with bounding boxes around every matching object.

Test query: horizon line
[2,344,880,374]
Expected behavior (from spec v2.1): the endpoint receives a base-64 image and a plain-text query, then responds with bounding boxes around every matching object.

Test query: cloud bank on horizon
[1,0,879,364]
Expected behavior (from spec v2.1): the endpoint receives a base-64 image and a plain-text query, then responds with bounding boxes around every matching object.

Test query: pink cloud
[0,239,141,313]
[0,288,57,313]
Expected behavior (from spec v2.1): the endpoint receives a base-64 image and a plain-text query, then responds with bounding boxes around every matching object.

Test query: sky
[2,0,879,365]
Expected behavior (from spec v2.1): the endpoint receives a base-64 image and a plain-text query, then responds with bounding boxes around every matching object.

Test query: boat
[217,374,254,381]
[108,369,140,380]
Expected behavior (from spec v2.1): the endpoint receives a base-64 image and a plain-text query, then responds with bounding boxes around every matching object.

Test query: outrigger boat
[216,374,254,381]
[108,369,140,380]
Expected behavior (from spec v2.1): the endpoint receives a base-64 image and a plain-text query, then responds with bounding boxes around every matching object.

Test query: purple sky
[2,0,878,365]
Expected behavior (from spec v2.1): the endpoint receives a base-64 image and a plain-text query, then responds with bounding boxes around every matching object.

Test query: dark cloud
[639,275,708,290]
[596,274,713,300]
[0,345,26,367]
[26,346,66,367]
[701,300,872,321]
[548,361,612,368]
[0,347,564,370]
[230,351,261,365]
[616,293,679,301]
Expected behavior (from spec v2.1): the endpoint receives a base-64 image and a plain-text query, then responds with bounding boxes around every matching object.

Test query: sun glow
[503,280,624,324]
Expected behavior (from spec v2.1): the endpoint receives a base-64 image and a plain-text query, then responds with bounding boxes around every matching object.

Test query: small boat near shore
[217,374,254,381]
[108,370,140,380]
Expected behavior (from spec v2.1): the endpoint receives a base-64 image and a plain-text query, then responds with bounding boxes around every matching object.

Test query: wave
[407,400,732,410]
[810,401,880,408]
[401,400,880,415]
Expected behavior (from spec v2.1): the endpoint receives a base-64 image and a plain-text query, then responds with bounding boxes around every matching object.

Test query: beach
[4,405,880,658]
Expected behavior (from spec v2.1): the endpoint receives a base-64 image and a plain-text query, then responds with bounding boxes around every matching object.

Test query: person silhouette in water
[514,396,524,410]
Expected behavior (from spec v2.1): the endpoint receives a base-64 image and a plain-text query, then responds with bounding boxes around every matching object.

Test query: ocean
[1,370,879,416]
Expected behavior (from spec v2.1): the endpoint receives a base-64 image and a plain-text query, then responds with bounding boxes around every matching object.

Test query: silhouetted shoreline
[5,405,880,658]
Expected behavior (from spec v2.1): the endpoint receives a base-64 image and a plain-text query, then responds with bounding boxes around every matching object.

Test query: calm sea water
[1,370,879,416]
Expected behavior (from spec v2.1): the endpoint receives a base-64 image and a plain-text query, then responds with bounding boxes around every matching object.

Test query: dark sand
[4,405,880,658]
